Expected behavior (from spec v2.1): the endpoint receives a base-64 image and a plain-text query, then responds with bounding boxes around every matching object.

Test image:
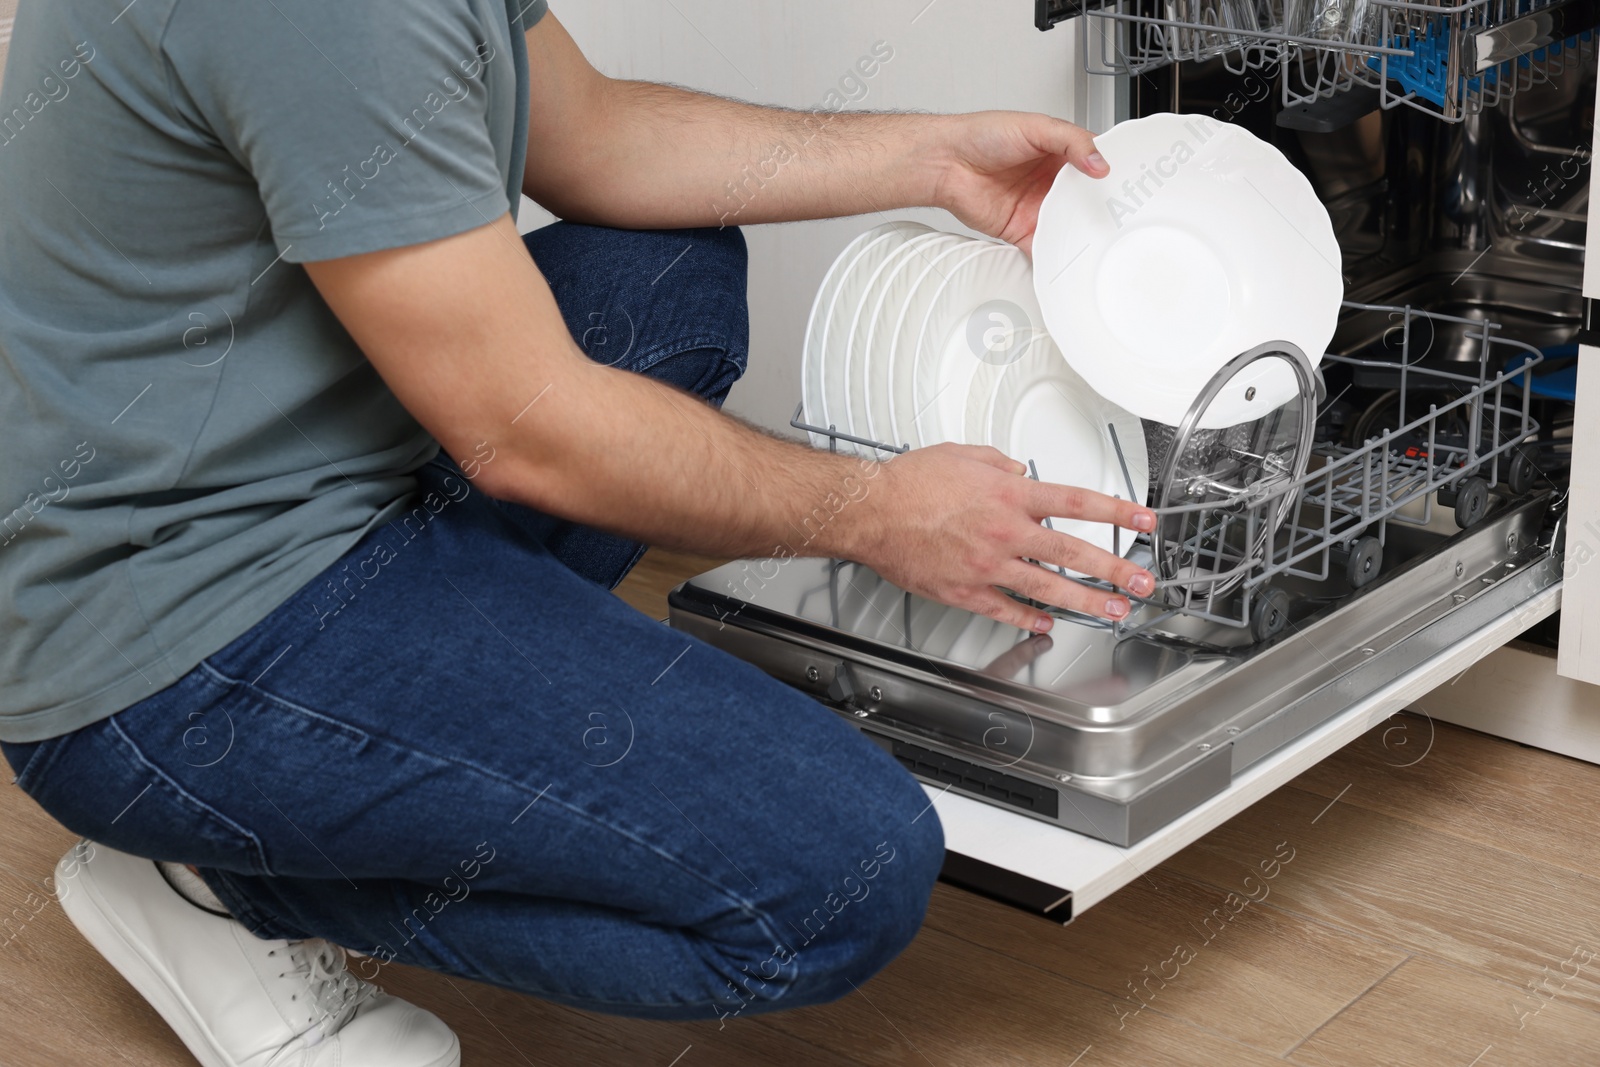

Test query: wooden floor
[3,550,1599,1067]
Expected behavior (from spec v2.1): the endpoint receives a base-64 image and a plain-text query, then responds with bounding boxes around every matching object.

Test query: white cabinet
[1557,72,1600,685]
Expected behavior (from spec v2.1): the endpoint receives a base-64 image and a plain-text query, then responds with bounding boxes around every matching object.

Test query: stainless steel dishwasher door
[668,492,1561,901]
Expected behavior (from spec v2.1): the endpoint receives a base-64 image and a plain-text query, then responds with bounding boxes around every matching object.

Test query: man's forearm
[520,15,1109,248]
[309,214,1154,633]
[525,76,955,229]
[479,356,883,563]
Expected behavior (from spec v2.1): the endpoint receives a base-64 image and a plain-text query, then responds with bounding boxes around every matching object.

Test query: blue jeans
[1,222,944,1022]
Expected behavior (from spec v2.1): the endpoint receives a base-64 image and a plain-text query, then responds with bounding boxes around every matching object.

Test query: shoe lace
[267,939,379,1045]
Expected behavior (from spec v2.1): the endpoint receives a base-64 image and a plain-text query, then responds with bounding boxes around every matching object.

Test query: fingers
[1028,525,1150,590]
[1026,480,1157,532]
[999,560,1139,620]
[1027,115,1109,179]
[1073,144,1111,179]
[1016,523,1153,590]
[959,587,1058,634]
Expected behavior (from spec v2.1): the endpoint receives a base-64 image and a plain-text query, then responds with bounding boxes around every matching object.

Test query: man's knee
[690,224,747,285]
[657,225,748,335]
[820,810,942,984]
[709,818,940,1023]
[760,767,944,1009]
[631,225,749,402]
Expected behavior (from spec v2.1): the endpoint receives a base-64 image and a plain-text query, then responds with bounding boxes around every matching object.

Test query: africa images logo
[966,299,1033,367]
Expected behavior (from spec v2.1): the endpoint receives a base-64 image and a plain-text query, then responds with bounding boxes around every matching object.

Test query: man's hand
[928,111,1110,255]
[843,444,1156,632]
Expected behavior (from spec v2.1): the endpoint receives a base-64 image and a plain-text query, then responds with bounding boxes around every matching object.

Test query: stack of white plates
[801,223,1150,562]
[800,113,1342,567]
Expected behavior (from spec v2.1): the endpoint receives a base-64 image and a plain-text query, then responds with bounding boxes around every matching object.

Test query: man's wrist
[790,446,893,565]
[905,113,964,214]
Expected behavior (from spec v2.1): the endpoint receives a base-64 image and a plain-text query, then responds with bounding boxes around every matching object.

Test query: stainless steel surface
[1290,79,1592,287]
[924,578,1560,918]
[1470,0,1600,70]
[1336,263,1584,361]
[669,493,1559,844]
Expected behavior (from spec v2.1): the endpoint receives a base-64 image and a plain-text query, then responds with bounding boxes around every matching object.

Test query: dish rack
[794,300,1546,645]
[1038,0,1600,122]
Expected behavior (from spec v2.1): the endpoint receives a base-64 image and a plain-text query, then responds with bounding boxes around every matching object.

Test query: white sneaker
[55,841,461,1067]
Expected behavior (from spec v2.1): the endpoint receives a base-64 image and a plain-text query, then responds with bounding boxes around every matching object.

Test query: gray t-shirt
[0,0,546,742]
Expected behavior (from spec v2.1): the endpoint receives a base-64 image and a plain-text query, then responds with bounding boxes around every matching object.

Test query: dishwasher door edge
[930,581,1561,923]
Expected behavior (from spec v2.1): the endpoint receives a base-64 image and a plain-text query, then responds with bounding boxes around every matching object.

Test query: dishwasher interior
[668,4,1593,846]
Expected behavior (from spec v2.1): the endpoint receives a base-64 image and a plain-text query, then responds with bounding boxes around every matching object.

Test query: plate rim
[859,233,972,451]
[813,221,930,449]
[803,224,900,446]
[885,238,993,451]
[907,241,1025,448]
[1031,113,1341,428]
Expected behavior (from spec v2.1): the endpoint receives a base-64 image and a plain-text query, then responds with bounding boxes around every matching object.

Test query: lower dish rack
[793,300,1548,646]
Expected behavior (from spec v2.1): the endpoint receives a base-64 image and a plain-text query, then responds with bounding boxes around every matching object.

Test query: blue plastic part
[1366,26,1584,109]
[1508,345,1580,401]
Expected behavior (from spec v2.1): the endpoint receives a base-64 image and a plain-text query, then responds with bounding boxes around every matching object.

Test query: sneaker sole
[60,853,461,1067]
[59,854,242,1067]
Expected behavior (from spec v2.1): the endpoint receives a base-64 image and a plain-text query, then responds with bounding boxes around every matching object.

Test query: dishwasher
[668,0,1598,921]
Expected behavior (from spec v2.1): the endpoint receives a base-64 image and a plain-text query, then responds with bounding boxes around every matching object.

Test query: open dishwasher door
[668,490,1561,922]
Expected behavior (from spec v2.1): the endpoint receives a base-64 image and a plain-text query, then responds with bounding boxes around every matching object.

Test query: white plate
[803,227,888,449]
[907,242,1030,448]
[965,335,1150,562]
[884,236,989,452]
[853,233,970,451]
[816,222,932,453]
[1032,112,1342,429]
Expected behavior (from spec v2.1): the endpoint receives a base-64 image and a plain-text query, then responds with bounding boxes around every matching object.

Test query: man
[0,1,1155,1064]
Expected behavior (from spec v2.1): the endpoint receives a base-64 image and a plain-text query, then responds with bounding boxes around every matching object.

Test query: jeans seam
[211,702,798,1005]
[473,777,801,1006]
[195,660,372,749]
[105,716,274,876]
[387,890,796,1012]
[627,336,742,379]
[608,542,650,591]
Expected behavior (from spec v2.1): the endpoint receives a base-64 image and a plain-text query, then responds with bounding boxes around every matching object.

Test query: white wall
[521,2,1096,434]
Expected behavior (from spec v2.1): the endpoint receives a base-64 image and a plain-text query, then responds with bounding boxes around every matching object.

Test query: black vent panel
[891,740,1059,819]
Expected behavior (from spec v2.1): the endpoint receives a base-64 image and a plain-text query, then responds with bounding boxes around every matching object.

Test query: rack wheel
[1508,451,1538,496]
[1346,536,1383,589]
[1452,476,1490,529]
[1250,587,1292,643]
